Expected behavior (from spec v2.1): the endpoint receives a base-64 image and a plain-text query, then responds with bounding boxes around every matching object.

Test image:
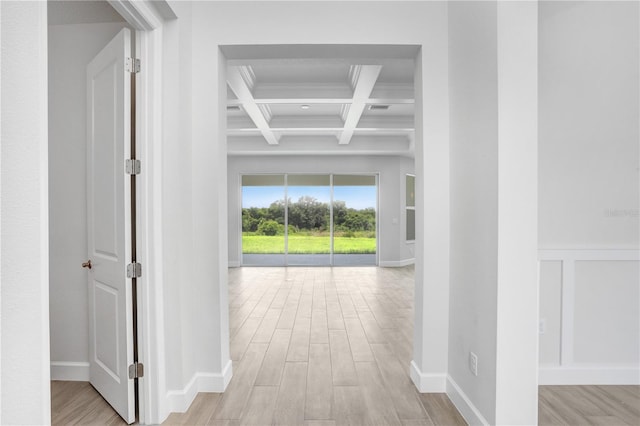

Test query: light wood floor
[166,266,464,426]
[539,385,640,425]
[51,266,640,425]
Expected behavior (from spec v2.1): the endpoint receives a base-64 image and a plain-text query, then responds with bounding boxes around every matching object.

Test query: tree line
[242,196,375,236]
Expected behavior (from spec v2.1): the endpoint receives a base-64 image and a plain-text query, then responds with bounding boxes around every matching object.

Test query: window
[241,174,377,266]
[406,174,415,241]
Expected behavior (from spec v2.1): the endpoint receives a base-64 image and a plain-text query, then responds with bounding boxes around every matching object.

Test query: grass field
[242,234,376,254]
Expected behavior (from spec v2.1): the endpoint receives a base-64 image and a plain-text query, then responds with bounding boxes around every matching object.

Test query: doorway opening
[241,174,378,266]
[48,0,165,423]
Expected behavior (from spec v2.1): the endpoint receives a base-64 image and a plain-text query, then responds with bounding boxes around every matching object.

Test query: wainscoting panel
[538,249,640,385]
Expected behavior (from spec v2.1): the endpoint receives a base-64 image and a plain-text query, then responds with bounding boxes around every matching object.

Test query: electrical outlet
[469,351,478,376]
[539,319,546,335]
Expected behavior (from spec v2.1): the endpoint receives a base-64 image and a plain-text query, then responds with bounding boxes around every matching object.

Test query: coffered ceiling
[226,55,416,157]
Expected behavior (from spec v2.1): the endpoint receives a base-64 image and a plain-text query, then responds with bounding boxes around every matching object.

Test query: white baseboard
[166,360,233,413]
[539,365,640,385]
[446,375,490,426]
[228,261,241,268]
[379,258,415,268]
[51,361,90,381]
[409,361,446,392]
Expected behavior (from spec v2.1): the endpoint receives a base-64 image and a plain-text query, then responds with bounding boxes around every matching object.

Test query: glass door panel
[332,175,377,266]
[287,175,331,265]
[241,174,286,266]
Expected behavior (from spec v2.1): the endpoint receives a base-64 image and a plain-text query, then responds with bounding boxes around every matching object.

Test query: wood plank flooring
[50,266,640,425]
[539,385,640,425]
[169,266,458,425]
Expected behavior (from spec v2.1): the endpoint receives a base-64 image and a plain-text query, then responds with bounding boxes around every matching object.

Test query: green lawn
[242,234,376,254]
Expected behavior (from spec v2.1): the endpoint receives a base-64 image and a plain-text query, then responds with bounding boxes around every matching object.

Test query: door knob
[82,260,92,269]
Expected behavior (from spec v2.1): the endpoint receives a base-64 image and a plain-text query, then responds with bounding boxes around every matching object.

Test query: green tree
[333,200,347,228]
[257,220,280,236]
[242,209,260,232]
[288,196,328,231]
[268,199,285,224]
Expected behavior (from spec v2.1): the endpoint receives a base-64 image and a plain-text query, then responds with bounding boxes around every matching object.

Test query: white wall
[494,3,539,423]
[539,1,639,249]
[48,21,130,381]
[447,2,539,424]
[227,155,415,267]
[447,2,499,422]
[1,1,51,423]
[161,1,234,412]
[538,1,640,385]
[161,1,194,396]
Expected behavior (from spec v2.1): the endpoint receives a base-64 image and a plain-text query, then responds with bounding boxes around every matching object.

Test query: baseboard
[539,365,640,385]
[231,259,414,268]
[50,361,90,381]
[409,361,446,392]
[197,360,233,392]
[379,258,415,268]
[166,360,233,413]
[446,375,490,426]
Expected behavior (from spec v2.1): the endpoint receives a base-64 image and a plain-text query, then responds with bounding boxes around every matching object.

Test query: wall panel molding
[538,248,640,385]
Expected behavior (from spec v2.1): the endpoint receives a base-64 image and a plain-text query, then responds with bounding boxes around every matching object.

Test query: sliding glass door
[241,174,377,266]
[332,175,377,266]
[241,175,285,266]
[287,175,331,265]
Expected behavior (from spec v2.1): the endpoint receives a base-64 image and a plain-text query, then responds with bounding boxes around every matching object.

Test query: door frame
[106,1,169,423]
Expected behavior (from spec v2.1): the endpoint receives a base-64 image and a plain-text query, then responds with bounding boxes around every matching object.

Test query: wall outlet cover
[469,351,478,376]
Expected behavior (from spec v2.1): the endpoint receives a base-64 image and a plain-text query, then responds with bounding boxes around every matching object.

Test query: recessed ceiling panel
[269,103,344,118]
[225,48,416,156]
[251,63,351,85]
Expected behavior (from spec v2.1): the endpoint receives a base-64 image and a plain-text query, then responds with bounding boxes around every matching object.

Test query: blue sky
[243,186,376,210]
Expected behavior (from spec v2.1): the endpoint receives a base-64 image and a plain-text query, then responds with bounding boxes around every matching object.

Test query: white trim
[538,248,640,261]
[50,362,90,382]
[446,375,490,426]
[166,361,233,414]
[379,258,415,267]
[136,25,167,425]
[166,374,198,414]
[560,258,575,366]
[107,1,169,423]
[539,365,640,385]
[409,361,446,392]
[108,0,162,31]
[228,261,241,268]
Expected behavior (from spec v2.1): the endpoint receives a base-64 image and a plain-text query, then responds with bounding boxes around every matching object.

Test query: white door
[86,28,135,424]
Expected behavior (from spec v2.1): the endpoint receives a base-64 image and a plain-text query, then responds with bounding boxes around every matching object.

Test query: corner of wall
[409,361,447,392]
[446,375,490,426]
[165,360,233,415]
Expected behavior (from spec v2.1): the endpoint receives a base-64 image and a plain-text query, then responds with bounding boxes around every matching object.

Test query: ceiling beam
[339,65,382,145]
[227,98,414,106]
[227,66,279,145]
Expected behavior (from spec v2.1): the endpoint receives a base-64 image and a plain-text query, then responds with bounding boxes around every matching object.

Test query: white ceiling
[226,49,416,157]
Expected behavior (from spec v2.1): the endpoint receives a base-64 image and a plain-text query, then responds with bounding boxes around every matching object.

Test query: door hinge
[125,159,141,175]
[126,57,140,73]
[129,362,144,379]
[126,262,142,278]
